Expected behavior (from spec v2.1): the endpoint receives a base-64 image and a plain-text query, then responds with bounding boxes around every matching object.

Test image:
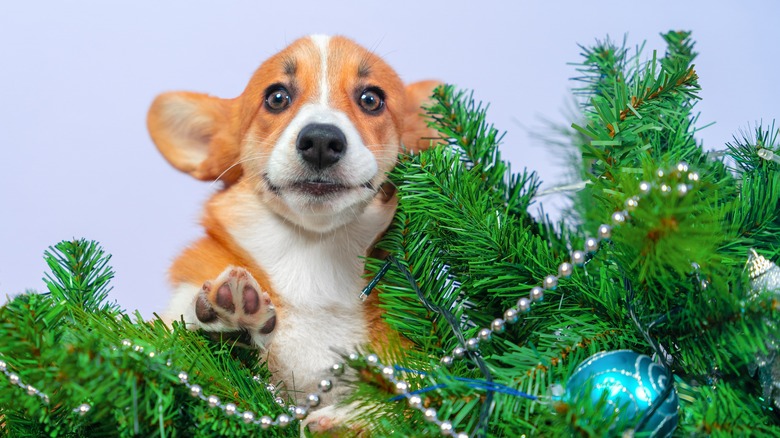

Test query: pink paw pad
[193,267,275,335]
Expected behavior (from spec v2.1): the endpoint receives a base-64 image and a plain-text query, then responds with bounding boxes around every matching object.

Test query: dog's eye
[358,88,384,114]
[265,86,291,112]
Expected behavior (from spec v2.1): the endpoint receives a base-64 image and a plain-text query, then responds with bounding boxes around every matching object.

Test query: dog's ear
[147,92,242,184]
[402,80,443,153]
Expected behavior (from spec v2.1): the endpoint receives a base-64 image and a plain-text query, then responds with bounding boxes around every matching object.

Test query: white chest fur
[223,189,395,400]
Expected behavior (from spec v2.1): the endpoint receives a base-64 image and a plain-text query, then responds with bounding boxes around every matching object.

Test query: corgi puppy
[148,35,439,414]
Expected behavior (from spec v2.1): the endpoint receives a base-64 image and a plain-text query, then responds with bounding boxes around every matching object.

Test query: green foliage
[362,30,780,436]
[0,239,295,437]
[2,30,780,437]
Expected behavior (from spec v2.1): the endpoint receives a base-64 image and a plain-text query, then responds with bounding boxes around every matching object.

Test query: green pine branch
[1,239,296,437]
[3,30,780,438]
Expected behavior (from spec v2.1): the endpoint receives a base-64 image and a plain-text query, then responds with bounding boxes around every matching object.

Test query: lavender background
[2,1,778,317]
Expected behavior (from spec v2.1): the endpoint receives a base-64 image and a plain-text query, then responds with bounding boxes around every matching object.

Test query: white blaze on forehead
[262,34,382,232]
[309,35,331,105]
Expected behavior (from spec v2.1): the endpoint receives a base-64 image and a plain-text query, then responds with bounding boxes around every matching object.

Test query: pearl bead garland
[147,339,312,430]
[4,338,471,432]
[0,358,51,405]
[437,163,700,374]
[0,337,329,431]
[0,164,699,436]
[353,354,471,437]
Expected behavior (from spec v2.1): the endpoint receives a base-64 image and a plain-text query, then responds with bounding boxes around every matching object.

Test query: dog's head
[148,35,439,232]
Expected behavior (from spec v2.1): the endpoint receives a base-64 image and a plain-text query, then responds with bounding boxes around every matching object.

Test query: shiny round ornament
[225,403,237,415]
[598,224,612,240]
[611,211,627,225]
[76,403,91,416]
[453,346,466,359]
[441,355,454,367]
[242,411,255,423]
[306,393,321,407]
[381,366,395,378]
[189,384,202,398]
[530,286,545,302]
[558,262,573,278]
[331,362,345,376]
[318,379,333,392]
[504,308,519,323]
[293,405,308,420]
[466,338,480,351]
[366,354,379,367]
[260,415,273,429]
[517,297,531,313]
[8,373,19,385]
[277,414,292,428]
[207,395,219,407]
[565,350,678,437]
[585,237,599,253]
[0,360,7,371]
[491,318,506,333]
[408,394,423,409]
[478,328,492,341]
[571,250,586,266]
[543,275,558,290]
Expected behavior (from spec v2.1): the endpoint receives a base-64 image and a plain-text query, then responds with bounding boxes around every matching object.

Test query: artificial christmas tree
[2,31,779,437]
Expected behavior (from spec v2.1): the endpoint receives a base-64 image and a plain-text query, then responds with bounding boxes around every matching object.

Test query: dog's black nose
[296,123,347,170]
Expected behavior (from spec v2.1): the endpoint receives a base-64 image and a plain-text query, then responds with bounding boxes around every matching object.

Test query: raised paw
[194,266,277,342]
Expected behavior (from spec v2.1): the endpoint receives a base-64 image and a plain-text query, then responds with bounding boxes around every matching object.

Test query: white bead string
[359,353,469,438]
[438,162,700,369]
[1,164,700,435]
[0,335,332,430]
[0,358,51,405]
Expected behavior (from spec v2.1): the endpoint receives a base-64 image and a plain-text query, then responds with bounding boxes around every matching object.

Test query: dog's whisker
[210,154,270,187]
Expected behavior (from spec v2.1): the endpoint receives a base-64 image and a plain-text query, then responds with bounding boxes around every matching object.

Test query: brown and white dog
[148,35,438,421]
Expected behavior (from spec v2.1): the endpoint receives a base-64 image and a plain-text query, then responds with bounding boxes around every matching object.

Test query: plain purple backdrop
[2,1,778,317]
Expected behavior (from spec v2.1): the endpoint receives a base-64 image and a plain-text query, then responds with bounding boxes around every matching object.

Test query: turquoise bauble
[565,350,678,437]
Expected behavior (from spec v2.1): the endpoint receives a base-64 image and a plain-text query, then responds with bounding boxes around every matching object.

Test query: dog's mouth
[264,174,374,197]
[293,180,348,196]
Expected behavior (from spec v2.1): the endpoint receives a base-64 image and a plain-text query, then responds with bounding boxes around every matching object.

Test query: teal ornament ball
[565,350,678,437]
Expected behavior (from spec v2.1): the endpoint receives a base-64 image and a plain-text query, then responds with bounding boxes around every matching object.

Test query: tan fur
[168,194,271,293]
